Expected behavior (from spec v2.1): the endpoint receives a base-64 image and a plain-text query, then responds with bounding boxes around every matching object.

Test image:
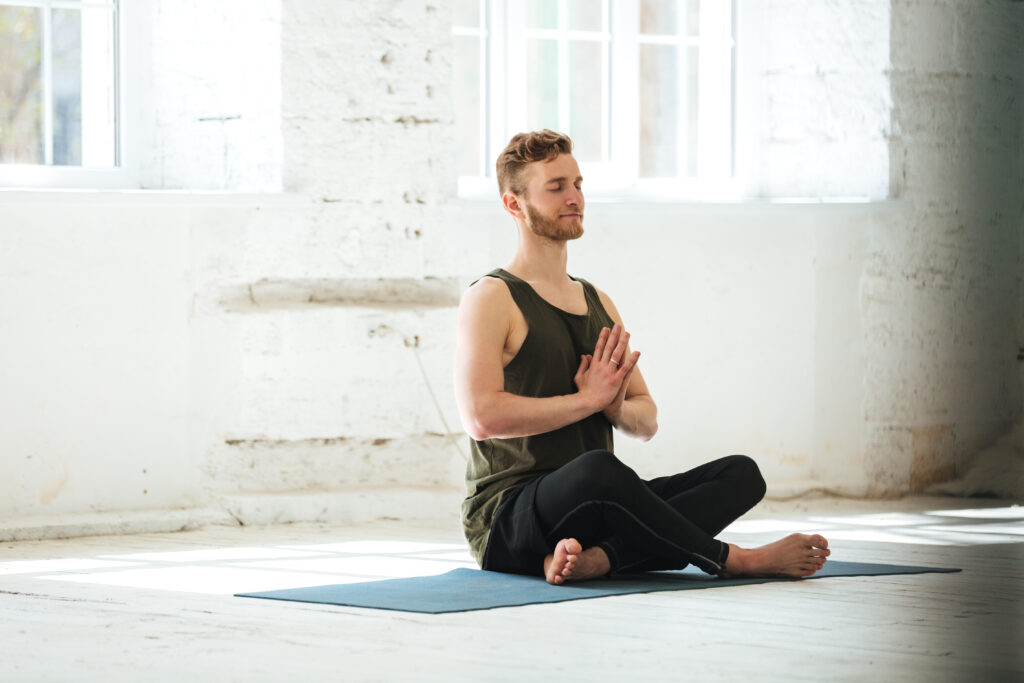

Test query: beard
[524,200,584,242]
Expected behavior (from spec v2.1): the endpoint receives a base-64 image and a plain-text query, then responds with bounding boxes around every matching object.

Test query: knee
[726,454,766,505]
[572,450,636,497]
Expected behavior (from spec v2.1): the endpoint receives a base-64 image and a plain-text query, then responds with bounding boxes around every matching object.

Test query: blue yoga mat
[236,560,960,614]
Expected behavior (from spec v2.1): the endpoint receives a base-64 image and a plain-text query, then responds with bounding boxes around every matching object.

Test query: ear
[502,191,525,219]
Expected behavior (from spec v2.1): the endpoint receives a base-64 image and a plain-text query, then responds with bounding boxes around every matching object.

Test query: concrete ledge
[0,488,464,542]
[0,507,236,543]
[765,479,871,501]
[1,482,876,542]
[218,487,463,527]
[0,189,313,207]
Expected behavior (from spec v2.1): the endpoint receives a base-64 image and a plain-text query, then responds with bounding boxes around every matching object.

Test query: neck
[505,221,570,285]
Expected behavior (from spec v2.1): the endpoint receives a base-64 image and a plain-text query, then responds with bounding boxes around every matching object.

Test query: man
[455,130,830,585]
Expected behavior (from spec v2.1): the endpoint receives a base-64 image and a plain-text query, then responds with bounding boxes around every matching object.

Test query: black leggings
[483,450,766,576]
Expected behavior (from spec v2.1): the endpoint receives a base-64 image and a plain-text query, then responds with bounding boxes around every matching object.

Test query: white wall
[0,0,1021,538]
[452,199,892,494]
[0,198,196,518]
[740,0,891,199]
[867,0,1024,493]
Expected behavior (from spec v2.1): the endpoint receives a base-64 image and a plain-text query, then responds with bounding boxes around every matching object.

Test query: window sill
[0,188,313,207]
[454,195,908,211]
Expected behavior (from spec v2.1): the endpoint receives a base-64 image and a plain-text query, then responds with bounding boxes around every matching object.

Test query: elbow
[640,416,658,442]
[463,410,499,442]
[457,392,505,441]
[466,422,490,442]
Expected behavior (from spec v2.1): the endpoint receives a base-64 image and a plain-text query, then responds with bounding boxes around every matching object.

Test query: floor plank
[1,495,1021,682]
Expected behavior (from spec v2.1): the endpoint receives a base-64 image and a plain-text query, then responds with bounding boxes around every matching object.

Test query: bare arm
[593,289,658,441]
[454,278,633,441]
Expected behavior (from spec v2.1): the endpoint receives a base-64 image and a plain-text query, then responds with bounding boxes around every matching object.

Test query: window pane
[54,7,116,167]
[686,0,701,37]
[453,0,479,27]
[526,0,557,30]
[568,41,601,162]
[639,0,677,35]
[0,6,43,164]
[52,9,82,165]
[686,45,699,176]
[638,44,677,177]
[526,39,559,131]
[453,35,481,176]
[567,0,602,32]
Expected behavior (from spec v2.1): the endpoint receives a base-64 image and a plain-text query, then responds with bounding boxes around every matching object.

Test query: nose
[567,186,583,208]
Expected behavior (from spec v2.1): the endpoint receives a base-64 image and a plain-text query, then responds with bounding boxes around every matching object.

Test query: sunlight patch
[0,559,139,576]
[917,523,1024,536]
[101,547,323,563]
[808,513,937,527]
[822,529,948,545]
[722,519,836,534]
[424,550,477,562]
[925,506,1024,520]
[281,541,466,554]
[243,556,474,579]
[41,566,368,595]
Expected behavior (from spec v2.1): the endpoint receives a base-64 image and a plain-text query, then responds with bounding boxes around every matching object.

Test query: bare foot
[542,538,611,585]
[723,533,830,578]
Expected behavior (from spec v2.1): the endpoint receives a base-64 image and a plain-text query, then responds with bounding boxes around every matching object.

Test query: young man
[455,130,830,585]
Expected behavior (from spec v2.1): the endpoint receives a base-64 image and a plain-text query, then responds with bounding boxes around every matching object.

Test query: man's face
[519,154,584,241]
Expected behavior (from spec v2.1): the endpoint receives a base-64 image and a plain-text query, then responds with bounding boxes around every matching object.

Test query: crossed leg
[533,450,829,585]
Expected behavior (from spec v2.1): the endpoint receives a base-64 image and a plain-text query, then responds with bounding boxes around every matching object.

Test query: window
[452,0,736,198]
[0,0,122,186]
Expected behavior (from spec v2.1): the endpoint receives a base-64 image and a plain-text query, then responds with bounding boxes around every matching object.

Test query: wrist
[577,391,605,416]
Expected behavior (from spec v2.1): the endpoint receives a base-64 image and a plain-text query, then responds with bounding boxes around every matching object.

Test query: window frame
[0,0,139,189]
[453,0,741,201]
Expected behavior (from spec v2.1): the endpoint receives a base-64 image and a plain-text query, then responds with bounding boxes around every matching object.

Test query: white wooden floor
[2,495,1021,682]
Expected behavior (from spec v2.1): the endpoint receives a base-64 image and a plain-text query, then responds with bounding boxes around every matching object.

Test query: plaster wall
[139,0,283,191]
[452,199,892,495]
[865,0,1024,494]
[0,0,1021,535]
[742,0,892,199]
[0,201,196,518]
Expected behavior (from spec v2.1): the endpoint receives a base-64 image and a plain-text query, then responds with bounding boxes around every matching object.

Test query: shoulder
[581,280,624,324]
[459,274,516,326]
[462,274,513,308]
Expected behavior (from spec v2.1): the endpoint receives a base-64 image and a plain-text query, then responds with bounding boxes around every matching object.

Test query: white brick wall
[864,0,1024,493]
[747,0,892,198]
[143,0,283,191]
[1,0,1021,535]
[194,0,463,503]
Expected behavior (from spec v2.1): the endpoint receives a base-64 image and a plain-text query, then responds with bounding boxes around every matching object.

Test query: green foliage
[0,5,43,163]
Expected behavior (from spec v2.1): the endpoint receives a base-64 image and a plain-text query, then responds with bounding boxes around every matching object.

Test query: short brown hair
[496,129,573,196]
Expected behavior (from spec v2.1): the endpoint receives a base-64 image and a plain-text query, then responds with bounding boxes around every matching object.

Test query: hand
[602,361,636,425]
[573,324,641,415]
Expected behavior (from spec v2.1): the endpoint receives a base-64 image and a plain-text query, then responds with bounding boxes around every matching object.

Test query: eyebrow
[544,176,583,185]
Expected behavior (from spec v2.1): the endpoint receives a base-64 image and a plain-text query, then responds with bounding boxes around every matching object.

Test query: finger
[574,355,588,383]
[601,324,622,364]
[619,350,641,374]
[609,330,630,367]
[592,327,610,361]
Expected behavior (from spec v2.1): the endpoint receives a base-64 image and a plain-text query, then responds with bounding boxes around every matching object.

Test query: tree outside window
[0,0,118,169]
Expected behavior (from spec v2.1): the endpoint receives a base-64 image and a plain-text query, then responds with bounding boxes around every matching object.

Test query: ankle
[724,544,751,575]
[582,547,611,576]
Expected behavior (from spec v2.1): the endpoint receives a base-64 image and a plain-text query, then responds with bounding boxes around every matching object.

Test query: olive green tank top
[461,268,616,565]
